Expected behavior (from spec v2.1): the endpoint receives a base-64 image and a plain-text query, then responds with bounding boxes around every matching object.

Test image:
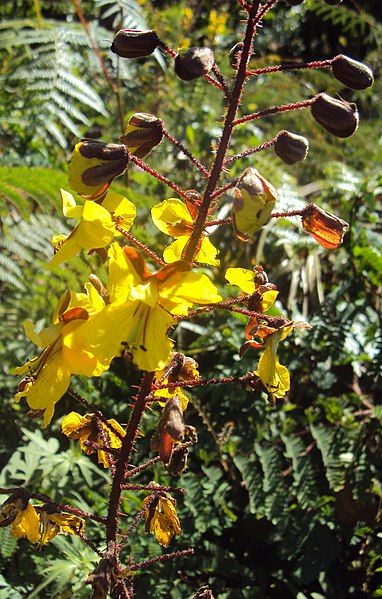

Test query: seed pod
[110,29,159,58]
[310,93,359,138]
[166,445,189,476]
[302,204,349,249]
[68,140,129,199]
[332,55,374,90]
[120,112,163,158]
[175,47,215,81]
[274,130,309,165]
[229,42,243,68]
[232,167,277,241]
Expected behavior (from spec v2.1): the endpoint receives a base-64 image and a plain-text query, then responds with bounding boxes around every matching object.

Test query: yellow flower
[243,317,294,399]
[0,492,40,544]
[142,494,182,547]
[37,507,85,545]
[49,189,136,268]
[67,243,222,372]
[61,411,125,468]
[68,139,129,200]
[151,198,219,266]
[225,266,278,310]
[13,283,106,427]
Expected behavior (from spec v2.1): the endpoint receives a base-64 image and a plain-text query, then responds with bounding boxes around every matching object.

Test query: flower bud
[175,47,215,81]
[166,444,189,476]
[310,93,359,138]
[302,204,349,249]
[274,130,309,165]
[232,167,277,241]
[331,55,374,90]
[229,42,243,68]
[110,29,159,58]
[68,140,129,199]
[120,112,163,158]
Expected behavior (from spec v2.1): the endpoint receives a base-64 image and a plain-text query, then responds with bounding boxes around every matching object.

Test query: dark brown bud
[120,112,163,158]
[166,445,189,476]
[159,397,185,442]
[302,204,349,249]
[274,130,309,165]
[332,55,374,90]
[174,47,215,81]
[110,29,159,58]
[229,42,243,68]
[311,93,359,138]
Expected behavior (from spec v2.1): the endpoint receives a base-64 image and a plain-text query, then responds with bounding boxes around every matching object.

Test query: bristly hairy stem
[224,136,279,165]
[130,548,194,571]
[106,372,154,544]
[183,0,262,263]
[129,154,190,200]
[210,178,240,200]
[162,128,210,177]
[212,63,231,101]
[121,483,185,494]
[152,371,260,392]
[29,492,107,524]
[233,98,315,126]
[255,0,279,24]
[246,59,333,77]
[115,225,166,267]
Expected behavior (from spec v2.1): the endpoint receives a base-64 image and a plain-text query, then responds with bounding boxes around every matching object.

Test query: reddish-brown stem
[233,98,315,126]
[236,0,251,10]
[206,217,233,227]
[162,128,210,177]
[129,154,190,200]
[121,483,185,494]
[210,178,240,200]
[246,59,333,77]
[115,225,166,267]
[255,0,279,24]
[106,372,154,544]
[224,136,278,165]
[78,532,102,556]
[130,548,194,571]
[183,0,262,262]
[158,43,224,92]
[71,0,125,133]
[152,371,259,392]
[271,208,306,218]
[29,493,107,524]
[212,63,231,101]
[123,456,161,479]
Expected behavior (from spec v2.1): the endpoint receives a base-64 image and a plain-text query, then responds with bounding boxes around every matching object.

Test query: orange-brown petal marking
[60,307,89,324]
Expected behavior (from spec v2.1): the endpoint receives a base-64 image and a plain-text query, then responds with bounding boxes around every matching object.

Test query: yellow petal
[60,188,83,219]
[15,352,72,427]
[61,412,91,438]
[101,191,136,224]
[107,242,140,304]
[261,290,279,312]
[225,267,256,294]
[159,270,222,313]
[154,386,189,411]
[11,504,40,544]
[143,495,182,547]
[151,199,192,236]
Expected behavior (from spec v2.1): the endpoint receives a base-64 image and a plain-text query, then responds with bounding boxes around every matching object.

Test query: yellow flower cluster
[0,491,84,545]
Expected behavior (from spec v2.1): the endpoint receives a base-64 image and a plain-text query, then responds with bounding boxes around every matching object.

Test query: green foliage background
[0,0,381,597]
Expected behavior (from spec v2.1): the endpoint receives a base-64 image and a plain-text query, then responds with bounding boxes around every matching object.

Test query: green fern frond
[310,424,350,492]
[281,434,319,509]
[0,166,67,216]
